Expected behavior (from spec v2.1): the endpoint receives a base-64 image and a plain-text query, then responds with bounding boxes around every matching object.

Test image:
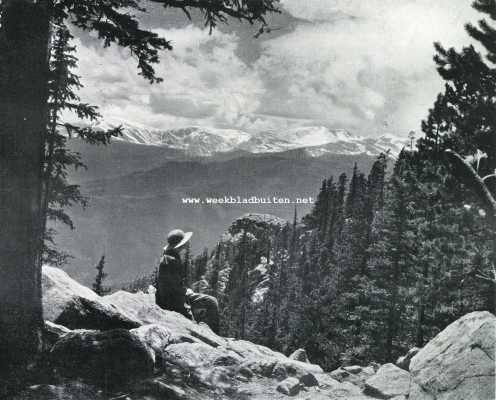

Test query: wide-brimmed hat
[164,229,193,251]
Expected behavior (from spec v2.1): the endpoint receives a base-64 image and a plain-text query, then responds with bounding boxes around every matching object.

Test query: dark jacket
[155,249,189,317]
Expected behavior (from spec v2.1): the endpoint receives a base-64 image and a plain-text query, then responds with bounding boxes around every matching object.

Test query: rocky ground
[14,266,495,400]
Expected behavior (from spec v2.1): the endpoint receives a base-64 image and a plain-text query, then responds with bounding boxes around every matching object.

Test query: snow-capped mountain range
[96,121,408,157]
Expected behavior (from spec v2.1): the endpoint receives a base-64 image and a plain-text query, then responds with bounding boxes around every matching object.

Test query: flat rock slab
[409,311,496,400]
[364,363,411,399]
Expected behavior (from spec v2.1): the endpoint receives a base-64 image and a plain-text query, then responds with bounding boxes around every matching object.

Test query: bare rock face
[396,347,420,371]
[39,265,379,400]
[50,329,154,388]
[55,296,141,331]
[42,266,141,331]
[409,311,496,400]
[364,363,411,399]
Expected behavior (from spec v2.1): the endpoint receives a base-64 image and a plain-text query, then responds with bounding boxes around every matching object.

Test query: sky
[73,0,481,138]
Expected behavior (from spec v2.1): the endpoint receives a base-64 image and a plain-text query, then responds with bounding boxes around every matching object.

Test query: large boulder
[42,266,140,330]
[409,311,495,400]
[364,363,411,399]
[55,296,140,330]
[50,329,154,388]
[102,290,225,348]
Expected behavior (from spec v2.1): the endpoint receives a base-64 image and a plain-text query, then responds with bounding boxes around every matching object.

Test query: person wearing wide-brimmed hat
[155,228,193,318]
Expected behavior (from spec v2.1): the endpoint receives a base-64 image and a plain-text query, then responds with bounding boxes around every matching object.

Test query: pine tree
[417,0,496,316]
[365,151,420,361]
[192,248,209,285]
[304,179,328,229]
[93,255,110,296]
[43,24,121,266]
[327,173,347,252]
[345,163,359,219]
[466,0,496,65]
[419,0,496,173]
[208,243,222,297]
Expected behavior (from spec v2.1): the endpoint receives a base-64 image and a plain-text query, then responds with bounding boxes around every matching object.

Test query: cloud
[255,0,480,135]
[70,1,482,137]
[73,25,263,130]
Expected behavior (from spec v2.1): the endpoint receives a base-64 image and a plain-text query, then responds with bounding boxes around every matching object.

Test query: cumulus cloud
[74,25,263,130]
[258,0,480,135]
[71,1,481,136]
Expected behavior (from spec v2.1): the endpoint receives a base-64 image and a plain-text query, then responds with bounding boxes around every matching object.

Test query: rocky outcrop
[40,266,376,399]
[50,329,154,388]
[364,363,411,399]
[409,311,495,400]
[38,267,495,400]
[201,213,286,301]
[42,266,141,330]
[55,296,141,330]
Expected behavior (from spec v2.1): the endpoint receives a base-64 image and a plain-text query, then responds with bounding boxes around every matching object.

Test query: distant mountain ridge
[95,121,408,157]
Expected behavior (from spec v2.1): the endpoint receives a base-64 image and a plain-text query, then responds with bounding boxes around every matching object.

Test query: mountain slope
[58,149,376,286]
[94,122,407,157]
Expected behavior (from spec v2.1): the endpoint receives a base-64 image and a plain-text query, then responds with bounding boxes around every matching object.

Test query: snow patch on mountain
[95,120,407,157]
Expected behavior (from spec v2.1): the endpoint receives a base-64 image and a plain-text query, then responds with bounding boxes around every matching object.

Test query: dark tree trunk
[0,0,50,392]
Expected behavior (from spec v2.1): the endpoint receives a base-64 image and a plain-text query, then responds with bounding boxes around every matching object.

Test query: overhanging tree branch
[444,149,496,221]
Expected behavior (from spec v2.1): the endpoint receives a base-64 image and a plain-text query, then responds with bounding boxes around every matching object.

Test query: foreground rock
[409,311,495,400]
[364,363,411,399]
[329,365,376,388]
[40,266,374,400]
[42,266,141,330]
[51,329,154,388]
[38,267,495,400]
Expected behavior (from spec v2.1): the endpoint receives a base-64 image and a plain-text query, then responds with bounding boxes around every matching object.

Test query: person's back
[155,229,192,319]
